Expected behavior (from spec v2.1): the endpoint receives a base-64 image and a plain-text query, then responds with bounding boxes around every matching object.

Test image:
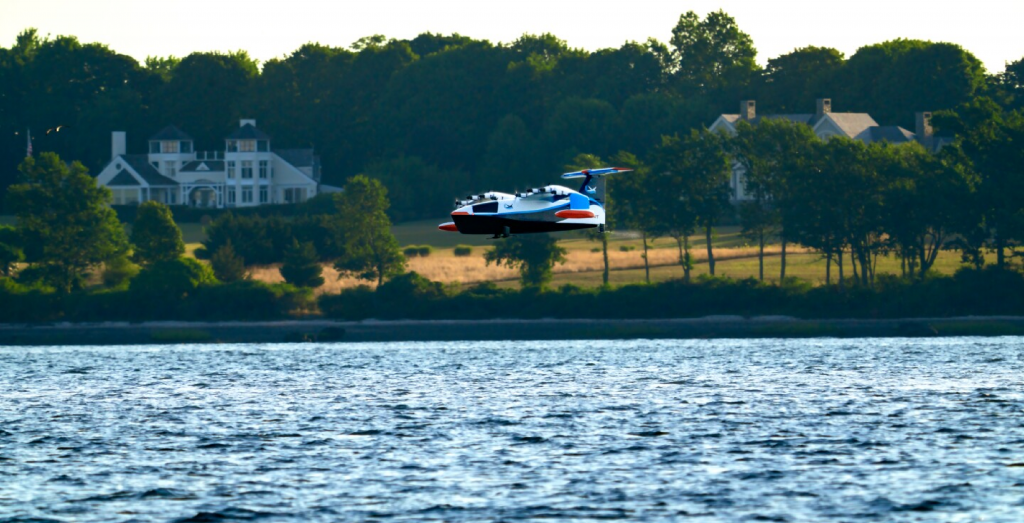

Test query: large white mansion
[95,119,321,208]
[709,98,951,201]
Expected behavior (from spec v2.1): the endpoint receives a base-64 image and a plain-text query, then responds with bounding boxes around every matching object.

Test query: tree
[651,129,732,276]
[484,235,567,289]
[761,47,845,113]
[280,239,325,288]
[131,200,184,265]
[211,240,247,282]
[0,225,23,277]
[731,118,819,280]
[669,10,759,103]
[6,153,128,292]
[932,100,1024,269]
[334,175,406,286]
[564,153,611,284]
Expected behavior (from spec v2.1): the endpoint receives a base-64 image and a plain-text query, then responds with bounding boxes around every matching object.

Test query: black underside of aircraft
[452,214,596,236]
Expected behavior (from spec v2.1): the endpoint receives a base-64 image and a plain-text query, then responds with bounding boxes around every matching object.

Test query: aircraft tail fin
[561,167,632,204]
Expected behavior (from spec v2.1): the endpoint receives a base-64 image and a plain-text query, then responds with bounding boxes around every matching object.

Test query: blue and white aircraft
[438,167,632,238]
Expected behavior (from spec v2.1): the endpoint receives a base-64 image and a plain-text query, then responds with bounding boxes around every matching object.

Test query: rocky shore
[1,316,1023,345]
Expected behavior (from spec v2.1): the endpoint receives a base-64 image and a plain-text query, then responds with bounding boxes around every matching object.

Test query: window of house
[259,186,268,203]
[161,141,178,153]
[227,190,236,205]
[257,140,268,152]
[180,141,193,153]
[227,161,236,178]
[242,187,253,203]
[169,191,177,204]
[239,140,256,152]
[227,140,238,152]
[259,160,268,179]
[166,163,176,178]
[241,161,253,179]
[149,142,160,154]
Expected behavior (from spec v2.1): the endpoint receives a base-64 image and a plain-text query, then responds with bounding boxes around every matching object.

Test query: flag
[26,128,32,157]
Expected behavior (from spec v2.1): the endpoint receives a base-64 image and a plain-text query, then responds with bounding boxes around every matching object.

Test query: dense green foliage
[1,14,1013,220]
[317,268,1024,321]
[131,201,184,265]
[333,175,405,285]
[280,240,325,288]
[6,153,128,292]
[210,241,247,282]
[201,212,344,264]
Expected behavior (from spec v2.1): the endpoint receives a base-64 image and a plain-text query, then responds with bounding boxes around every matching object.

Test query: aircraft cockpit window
[473,202,498,213]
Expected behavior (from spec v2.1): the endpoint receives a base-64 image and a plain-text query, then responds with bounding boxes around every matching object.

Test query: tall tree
[652,129,732,276]
[334,175,406,286]
[131,200,184,265]
[762,46,845,113]
[6,152,128,292]
[669,10,760,105]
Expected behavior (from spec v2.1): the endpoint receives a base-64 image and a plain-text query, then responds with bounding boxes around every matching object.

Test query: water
[2,338,1024,522]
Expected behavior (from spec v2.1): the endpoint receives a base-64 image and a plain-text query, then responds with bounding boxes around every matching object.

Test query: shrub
[280,240,324,288]
[403,246,420,257]
[417,245,433,257]
[619,245,636,252]
[102,255,140,288]
[453,245,473,257]
[211,241,247,282]
[590,247,601,253]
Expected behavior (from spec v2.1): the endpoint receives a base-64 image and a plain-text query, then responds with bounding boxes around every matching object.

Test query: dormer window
[161,141,179,153]
[227,140,238,152]
[239,140,256,152]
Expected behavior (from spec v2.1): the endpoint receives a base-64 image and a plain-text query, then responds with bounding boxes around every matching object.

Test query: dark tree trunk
[826,251,832,285]
[838,248,845,289]
[705,224,715,276]
[780,238,787,280]
[642,231,650,284]
[683,234,692,283]
[602,232,609,286]
[997,232,1005,269]
[758,230,764,282]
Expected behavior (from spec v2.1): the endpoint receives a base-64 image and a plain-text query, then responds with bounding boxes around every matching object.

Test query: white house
[709,99,950,201]
[95,119,321,208]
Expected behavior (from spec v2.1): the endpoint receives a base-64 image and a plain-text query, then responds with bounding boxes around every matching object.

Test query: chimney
[111,131,126,161]
[816,98,832,119]
[740,100,756,121]
[240,118,256,127]
[915,112,933,138]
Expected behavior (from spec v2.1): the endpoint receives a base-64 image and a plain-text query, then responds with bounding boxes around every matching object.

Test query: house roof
[821,113,879,140]
[226,124,271,140]
[108,170,140,186]
[869,126,915,143]
[120,155,178,186]
[149,125,192,142]
[275,148,315,168]
[181,160,226,172]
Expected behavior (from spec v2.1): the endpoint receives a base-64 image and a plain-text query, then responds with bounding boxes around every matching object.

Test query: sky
[1,0,1021,73]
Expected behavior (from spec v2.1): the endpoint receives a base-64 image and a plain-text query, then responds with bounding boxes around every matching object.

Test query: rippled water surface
[3,338,1024,522]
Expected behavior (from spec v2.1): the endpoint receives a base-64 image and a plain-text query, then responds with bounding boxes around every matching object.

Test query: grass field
[2,214,989,290]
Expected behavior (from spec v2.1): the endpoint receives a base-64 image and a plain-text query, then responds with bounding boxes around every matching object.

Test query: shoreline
[1,316,1023,345]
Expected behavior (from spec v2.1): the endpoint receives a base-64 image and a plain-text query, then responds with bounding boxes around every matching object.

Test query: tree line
[2,11,1021,220]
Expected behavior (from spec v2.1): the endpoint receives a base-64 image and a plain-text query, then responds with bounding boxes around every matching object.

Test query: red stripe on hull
[438,222,459,232]
[554,209,595,219]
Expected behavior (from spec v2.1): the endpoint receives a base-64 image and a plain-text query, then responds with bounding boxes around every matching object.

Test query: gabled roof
[108,170,140,186]
[120,155,178,186]
[869,126,915,143]
[817,113,879,140]
[181,160,226,172]
[275,149,315,168]
[149,125,192,141]
[226,124,271,140]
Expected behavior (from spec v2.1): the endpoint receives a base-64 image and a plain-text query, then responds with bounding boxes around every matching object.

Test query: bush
[453,245,473,257]
[417,245,433,257]
[280,240,324,288]
[102,255,140,288]
[590,247,601,253]
[619,245,636,252]
[211,241,247,282]
[403,246,421,257]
